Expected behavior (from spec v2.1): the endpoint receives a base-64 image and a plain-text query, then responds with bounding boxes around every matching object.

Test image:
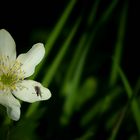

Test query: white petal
[0,29,16,61]
[17,43,45,78]
[7,106,20,121]
[13,80,51,103]
[0,91,21,121]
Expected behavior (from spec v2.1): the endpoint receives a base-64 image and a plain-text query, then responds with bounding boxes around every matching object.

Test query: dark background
[0,0,136,83]
[0,0,137,139]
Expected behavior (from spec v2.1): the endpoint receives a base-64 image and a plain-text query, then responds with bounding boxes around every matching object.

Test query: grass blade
[118,67,140,134]
[109,1,127,86]
[31,0,77,80]
[42,17,81,86]
[108,67,140,140]
[25,17,81,118]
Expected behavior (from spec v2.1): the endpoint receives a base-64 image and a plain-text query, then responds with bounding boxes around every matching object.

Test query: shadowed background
[0,0,137,140]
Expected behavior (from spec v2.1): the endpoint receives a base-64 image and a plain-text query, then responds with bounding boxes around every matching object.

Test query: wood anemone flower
[0,29,51,121]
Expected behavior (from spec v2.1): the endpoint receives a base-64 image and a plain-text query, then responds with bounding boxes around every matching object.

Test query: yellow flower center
[0,74,14,85]
[0,56,24,91]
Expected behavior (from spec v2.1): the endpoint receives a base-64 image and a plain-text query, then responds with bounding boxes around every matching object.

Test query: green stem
[109,69,140,140]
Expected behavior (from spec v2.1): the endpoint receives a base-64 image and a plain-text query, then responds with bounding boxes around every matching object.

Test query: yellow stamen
[0,55,24,91]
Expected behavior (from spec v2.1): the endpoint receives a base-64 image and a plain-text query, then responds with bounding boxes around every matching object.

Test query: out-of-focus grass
[60,0,100,126]
[108,1,128,140]
[42,17,82,86]
[25,0,77,118]
[25,17,81,118]
[108,67,140,140]
[118,67,140,132]
[0,0,136,140]
[30,0,77,80]
[109,0,127,87]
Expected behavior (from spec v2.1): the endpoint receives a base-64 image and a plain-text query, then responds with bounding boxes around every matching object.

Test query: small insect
[34,86,42,97]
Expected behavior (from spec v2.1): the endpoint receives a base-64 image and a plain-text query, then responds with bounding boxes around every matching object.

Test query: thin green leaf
[25,17,81,118]
[62,0,100,91]
[108,74,140,140]
[60,42,89,125]
[109,1,127,86]
[94,0,118,32]
[60,0,119,125]
[76,78,97,111]
[31,0,77,80]
[42,17,81,86]
[80,86,122,127]
[118,67,140,134]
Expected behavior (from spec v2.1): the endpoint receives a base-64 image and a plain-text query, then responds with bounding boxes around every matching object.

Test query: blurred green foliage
[0,0,137,140]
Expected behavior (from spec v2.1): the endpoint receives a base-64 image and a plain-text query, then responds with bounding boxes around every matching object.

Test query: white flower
[0,29,51,121]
